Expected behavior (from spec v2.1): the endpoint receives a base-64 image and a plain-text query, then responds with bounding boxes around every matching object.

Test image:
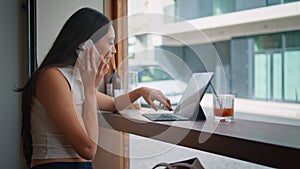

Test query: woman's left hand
[95,56,109,89]
[140,87,173,111]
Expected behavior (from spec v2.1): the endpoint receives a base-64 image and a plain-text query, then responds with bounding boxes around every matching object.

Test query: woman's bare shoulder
[36,67,65,85]
[35,67,70,100]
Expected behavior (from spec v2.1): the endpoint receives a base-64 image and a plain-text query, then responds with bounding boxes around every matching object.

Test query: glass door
[254,52,283,101]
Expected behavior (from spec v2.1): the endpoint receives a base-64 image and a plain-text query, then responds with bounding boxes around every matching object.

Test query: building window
[284,50,300,101]
[253,31,300,102]
[213,0,235,15]
[254,33,282,51]
[175,0,300,20]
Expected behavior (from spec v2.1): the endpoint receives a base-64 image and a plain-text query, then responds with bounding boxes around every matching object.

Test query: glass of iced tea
[213,94,235,122]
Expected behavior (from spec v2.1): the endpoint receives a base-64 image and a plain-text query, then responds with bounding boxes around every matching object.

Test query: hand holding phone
[78,39,101,68]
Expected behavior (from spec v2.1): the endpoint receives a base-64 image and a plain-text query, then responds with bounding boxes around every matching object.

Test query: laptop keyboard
[142,113,189,121]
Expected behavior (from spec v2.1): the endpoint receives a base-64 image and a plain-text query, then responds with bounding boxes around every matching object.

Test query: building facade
[128,0,300,103]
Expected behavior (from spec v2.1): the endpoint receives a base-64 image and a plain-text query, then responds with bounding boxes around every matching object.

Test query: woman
[17,8,172,169]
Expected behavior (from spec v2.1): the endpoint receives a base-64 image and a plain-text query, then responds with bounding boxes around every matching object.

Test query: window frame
[103,1,129,169]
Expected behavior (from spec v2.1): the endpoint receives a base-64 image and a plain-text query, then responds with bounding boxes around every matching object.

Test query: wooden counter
[98,108,300,168]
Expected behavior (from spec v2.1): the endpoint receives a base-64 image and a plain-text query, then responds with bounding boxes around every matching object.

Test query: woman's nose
[111,45,117,54]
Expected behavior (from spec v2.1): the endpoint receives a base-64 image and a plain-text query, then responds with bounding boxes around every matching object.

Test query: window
[253,32,300,102]
[254,53,272,100]
[254,33,282,52]
[128,0,300,119]
[214,0,235,15]
[286,31,300,48]
[284,50,300,101]
[127,1,300,168]
[174,0,300,21]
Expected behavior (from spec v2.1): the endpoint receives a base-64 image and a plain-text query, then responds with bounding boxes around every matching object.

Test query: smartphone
[78,39,101,67]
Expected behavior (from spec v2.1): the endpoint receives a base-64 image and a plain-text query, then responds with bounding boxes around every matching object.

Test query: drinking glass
[213,94,235,122]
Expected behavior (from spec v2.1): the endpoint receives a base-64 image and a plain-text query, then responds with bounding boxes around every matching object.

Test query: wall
[231,37,251,98]
[37,0,103,65]
[0,0,103,168]
[0,0,24,168]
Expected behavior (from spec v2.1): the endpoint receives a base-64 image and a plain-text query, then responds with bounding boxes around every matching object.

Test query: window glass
[253,31,300,103]
[284,0,299,3]
[267,0,281,6]
[173,0,300,20]
[286,31,300,48]
[128,36,136,58]
[254,33,282,52]
[128,0,300,116]
[214,0,235,15]
[131,66,173,82]
[254,53,271,99]
[176,0,213,19]
[284,50,300,102]
[273,53,283,100]
[235,0,266,11]
[127,0,300,168]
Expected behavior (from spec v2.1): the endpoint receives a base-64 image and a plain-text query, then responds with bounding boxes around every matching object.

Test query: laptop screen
[174,72,214,119]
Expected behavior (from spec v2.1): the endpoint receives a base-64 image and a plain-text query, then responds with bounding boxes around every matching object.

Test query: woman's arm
[96,87,172,112]
[127,87,173,111]
[36,68,98,160]
[96,91,116,111]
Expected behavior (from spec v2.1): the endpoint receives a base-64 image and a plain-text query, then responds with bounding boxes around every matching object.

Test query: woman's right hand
[76,47,98,92]
[140,87,173,111]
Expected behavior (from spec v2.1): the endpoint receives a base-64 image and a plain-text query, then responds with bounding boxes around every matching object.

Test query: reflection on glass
[284,51,300,102]
[286,31,300,48]
[273,53,283,100]
[254,33,282,52]
[254,53,271,100]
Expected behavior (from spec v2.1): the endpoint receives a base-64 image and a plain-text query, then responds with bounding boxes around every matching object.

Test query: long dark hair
[16,8,111,167]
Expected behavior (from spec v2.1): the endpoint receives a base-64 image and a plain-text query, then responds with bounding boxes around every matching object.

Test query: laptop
[142,72,214,121]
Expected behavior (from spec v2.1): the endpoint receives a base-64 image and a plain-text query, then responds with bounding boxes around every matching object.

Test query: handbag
[152,157,205,169]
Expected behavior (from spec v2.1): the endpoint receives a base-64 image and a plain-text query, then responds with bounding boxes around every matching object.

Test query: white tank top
[31,67,84,159]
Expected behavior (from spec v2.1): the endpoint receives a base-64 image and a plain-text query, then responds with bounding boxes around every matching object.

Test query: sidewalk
[201,94,300,125]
